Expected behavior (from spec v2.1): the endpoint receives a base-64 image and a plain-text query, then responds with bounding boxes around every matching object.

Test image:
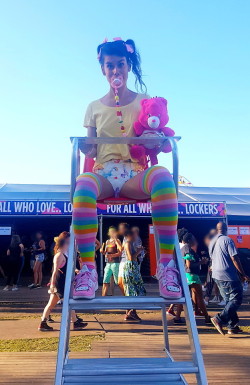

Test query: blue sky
[0,0,249,187]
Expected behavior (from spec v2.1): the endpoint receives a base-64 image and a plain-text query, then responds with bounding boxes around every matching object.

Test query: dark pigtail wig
[97,39,147,94]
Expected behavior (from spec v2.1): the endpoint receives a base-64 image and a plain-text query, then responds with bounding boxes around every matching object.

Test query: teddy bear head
[138,97,169,130]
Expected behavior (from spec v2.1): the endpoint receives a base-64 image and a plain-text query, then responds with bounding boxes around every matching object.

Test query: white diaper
[95,160,139,197]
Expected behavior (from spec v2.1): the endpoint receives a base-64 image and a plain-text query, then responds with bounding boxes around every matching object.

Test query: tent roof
[178,186,250,217]
[0,183,70,200]
[1,183,250,217]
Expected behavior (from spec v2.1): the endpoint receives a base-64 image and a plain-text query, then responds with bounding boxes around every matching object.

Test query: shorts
[55,271,66,299]
[35,253,45,263]
[103,262,120,284]
[30,260,35,270]
[118,261,126,278]
[95,160,140,197]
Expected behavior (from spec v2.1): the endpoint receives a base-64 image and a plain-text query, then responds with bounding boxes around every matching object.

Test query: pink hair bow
[97,37,109,60]
[113,37,134,53]
[125,43,134,53]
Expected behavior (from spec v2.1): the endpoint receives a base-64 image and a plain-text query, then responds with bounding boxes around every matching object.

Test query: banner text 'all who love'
[0,201,225,217]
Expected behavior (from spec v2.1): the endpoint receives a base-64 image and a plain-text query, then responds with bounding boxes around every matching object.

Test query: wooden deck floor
[0,323,249,384]
[0,284,249,384]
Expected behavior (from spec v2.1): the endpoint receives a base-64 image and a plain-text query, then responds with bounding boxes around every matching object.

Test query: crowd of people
[38,222,146,330]
[1,231,49,291]
[1,220,249,335]
[167,222,249,335]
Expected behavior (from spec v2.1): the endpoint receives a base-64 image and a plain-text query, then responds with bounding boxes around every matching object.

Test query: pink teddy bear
[130,97,175,166]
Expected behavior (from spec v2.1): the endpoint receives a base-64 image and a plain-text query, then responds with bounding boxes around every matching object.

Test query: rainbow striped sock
[73,173,101,264]
[140,166,178,263]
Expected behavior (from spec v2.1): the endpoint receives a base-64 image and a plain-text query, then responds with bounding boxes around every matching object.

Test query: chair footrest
[63,358,198,377]
[69,296,185,310]
[64,377,185,384]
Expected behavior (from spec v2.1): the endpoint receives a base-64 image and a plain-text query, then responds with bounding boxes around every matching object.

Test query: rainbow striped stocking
[139,166,178,263]
[73,173,101,264]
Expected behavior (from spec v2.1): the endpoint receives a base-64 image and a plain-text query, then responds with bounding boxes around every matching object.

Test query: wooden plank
[0,322,249,385]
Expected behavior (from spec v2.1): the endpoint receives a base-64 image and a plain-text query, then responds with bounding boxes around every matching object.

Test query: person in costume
[72,38,181,300]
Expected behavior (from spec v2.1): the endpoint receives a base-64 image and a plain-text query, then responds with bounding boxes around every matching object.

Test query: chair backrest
[83,156,95,173]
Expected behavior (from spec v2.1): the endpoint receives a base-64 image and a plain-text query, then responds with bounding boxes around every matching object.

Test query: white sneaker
[218,300,226,306]
[210,296,220,303]
[12,286,18,291]
[3,286,10,291]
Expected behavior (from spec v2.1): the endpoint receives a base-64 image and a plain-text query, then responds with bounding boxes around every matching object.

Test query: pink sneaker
[157,260,182,299]
[73,264,98,300]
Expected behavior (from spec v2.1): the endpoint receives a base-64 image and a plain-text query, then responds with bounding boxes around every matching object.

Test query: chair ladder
[54,136,208,385]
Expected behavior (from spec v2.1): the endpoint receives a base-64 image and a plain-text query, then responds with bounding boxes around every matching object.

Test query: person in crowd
[210,222,249,335]
[123,230,146,321]
[183,232,211,325]
[16,235,27,286]
[167,227,189,321]
[178,227,189,256]
[38,231,87,331]
[0,265,6,279]
[3,235,24,291]
[118,222,130,294]
[29,249,35,271]
[203,229,224,305]
[0,251,7,280]
[95,239,101,254]
[100,226,122,296]
[132,226,145,270]
[28,231,46,289]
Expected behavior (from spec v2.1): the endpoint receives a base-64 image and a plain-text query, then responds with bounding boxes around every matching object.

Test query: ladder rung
[69,296,185,310]
[63,358,198,376]
[64,375,184,384]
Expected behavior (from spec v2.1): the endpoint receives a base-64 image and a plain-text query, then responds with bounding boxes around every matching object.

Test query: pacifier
[111,76,123,89]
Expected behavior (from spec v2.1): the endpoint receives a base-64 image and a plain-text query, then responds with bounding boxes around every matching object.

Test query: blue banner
[0,200,226,218]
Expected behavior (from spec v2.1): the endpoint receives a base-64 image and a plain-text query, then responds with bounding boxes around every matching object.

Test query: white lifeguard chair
[54,136,208,385]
